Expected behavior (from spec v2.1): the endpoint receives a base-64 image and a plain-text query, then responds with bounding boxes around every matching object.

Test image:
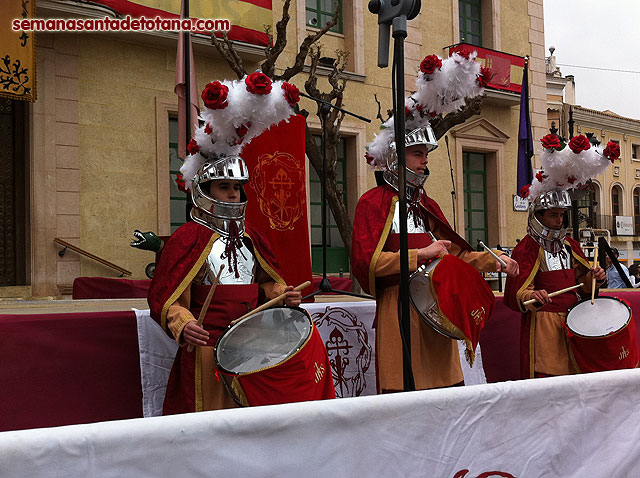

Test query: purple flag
[517,61,533,195]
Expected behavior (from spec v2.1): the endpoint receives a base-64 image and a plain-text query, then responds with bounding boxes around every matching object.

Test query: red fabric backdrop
[242,115,314,297]
[6,290,639,431]
[0,311,142,431]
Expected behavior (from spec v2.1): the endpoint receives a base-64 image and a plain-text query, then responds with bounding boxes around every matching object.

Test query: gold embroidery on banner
[369,196,399,299]
[248,151,306,231]
[620,345,630,361]
[470,307,486,326]
[314,361,326,383]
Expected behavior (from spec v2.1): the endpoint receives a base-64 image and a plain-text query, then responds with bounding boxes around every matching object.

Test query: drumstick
[187,264,225,352]
[479,241,508,269]
[229,280,311,326]
[522,283,582,306]
[591,245,598,305]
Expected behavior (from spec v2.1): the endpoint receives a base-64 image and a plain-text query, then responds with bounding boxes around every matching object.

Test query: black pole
[184,1,191,153]
[183,0,193,221]
[393,16,415,392]
[320,104,330,292]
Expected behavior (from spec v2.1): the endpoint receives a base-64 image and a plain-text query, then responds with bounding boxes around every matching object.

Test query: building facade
[3,0,545,297]
[546,49,640,267]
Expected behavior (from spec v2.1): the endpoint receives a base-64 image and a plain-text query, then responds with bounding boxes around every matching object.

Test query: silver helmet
[384,126,439,190]
[527,190,571,254]
[190,155,250,236]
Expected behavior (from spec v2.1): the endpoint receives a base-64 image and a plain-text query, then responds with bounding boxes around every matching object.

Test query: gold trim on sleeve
[369,195,399,299]
[516,246,543,313]
[160,233,219,332]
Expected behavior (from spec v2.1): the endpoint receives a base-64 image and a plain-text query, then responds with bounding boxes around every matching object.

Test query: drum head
[215,307,312,374]
[566,297,631,337]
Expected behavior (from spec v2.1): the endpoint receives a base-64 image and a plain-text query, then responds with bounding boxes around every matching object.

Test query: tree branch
[261,0,291,78]
[431,96,484,139]
[211,31,246,79]
[275,0,341,81]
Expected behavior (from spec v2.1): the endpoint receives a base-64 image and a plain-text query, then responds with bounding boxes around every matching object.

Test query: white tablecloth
[2,369,639,477]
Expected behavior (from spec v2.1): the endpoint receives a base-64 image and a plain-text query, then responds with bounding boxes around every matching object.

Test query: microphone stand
[299,92,373,301]
[369,0,422,392]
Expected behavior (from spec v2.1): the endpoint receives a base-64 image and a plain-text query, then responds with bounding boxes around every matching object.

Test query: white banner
[1,369,640,477]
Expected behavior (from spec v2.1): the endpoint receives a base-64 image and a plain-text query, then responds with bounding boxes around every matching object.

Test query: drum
[408,256,459,339]
[408,254,496,365]
[214,306,336,407]
[565,297,639,373]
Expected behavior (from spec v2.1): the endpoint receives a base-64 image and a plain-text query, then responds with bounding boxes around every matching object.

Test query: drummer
[352,126,519,392]
[504,135,608,379]
[148,154,301,413]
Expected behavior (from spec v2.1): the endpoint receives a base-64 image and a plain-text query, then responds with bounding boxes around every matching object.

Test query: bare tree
[211,0,484,258]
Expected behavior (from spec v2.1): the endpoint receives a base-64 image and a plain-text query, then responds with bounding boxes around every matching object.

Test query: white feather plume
[366,52,485,169]
[180,75,297,190]
[528,142,612,199]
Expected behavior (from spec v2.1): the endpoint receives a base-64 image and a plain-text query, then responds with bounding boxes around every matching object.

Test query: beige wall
[22,0,543,297]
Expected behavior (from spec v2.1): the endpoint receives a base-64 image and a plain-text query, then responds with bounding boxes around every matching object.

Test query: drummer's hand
[591,266,606,282]
[496,255,519,277]
[530,289,551,306]
[283,285,302,307]
[417,240,451,261]
[182,321,209,347]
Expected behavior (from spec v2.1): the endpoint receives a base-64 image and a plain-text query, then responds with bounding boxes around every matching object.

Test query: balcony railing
[587,214,638,237]
[447,43,525,94]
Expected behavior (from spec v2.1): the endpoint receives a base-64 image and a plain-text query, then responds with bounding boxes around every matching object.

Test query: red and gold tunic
[148,221,286,413]
[351,184,499,391]
[504,234,595,378]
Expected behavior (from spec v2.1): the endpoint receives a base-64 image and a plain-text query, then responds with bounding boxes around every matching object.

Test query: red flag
[175,0,199,159]
[242,115,314,298]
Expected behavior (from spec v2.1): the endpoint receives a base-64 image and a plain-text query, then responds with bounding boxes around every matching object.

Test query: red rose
[540,134,562,150]
[568,134,591,154]
[404,106,411,117]
[416,103,423,113]
[519,184,530,198]
[281,82,300,107]
[535,171,545,183]
[201,81,229,110]
[235,122,251,138]
[204,123,212,135]
[567,175,577,184]
[365,152,375,164]
[603,141,621,162]
[245,72,272,95]
[476,66,493,87]
[175,173,188,193]
[187,138,200,155]
[420,54,442,75]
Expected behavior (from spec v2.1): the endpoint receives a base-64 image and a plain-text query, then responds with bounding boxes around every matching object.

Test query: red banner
[449,43,525,94]
[87,0,271,46]
[242,115,314,297]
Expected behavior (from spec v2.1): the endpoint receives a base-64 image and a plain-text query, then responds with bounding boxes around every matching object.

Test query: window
[459,0,482,46]
[168,116,187,233]
[306,0,342,34]
[463,151,487,247]
[634,188,640,235]
[633,144,640,160]
[309,135,349,273]
[612,185,621,217]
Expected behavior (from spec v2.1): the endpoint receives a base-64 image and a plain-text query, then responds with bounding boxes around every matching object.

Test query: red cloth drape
[0,311,142,432]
